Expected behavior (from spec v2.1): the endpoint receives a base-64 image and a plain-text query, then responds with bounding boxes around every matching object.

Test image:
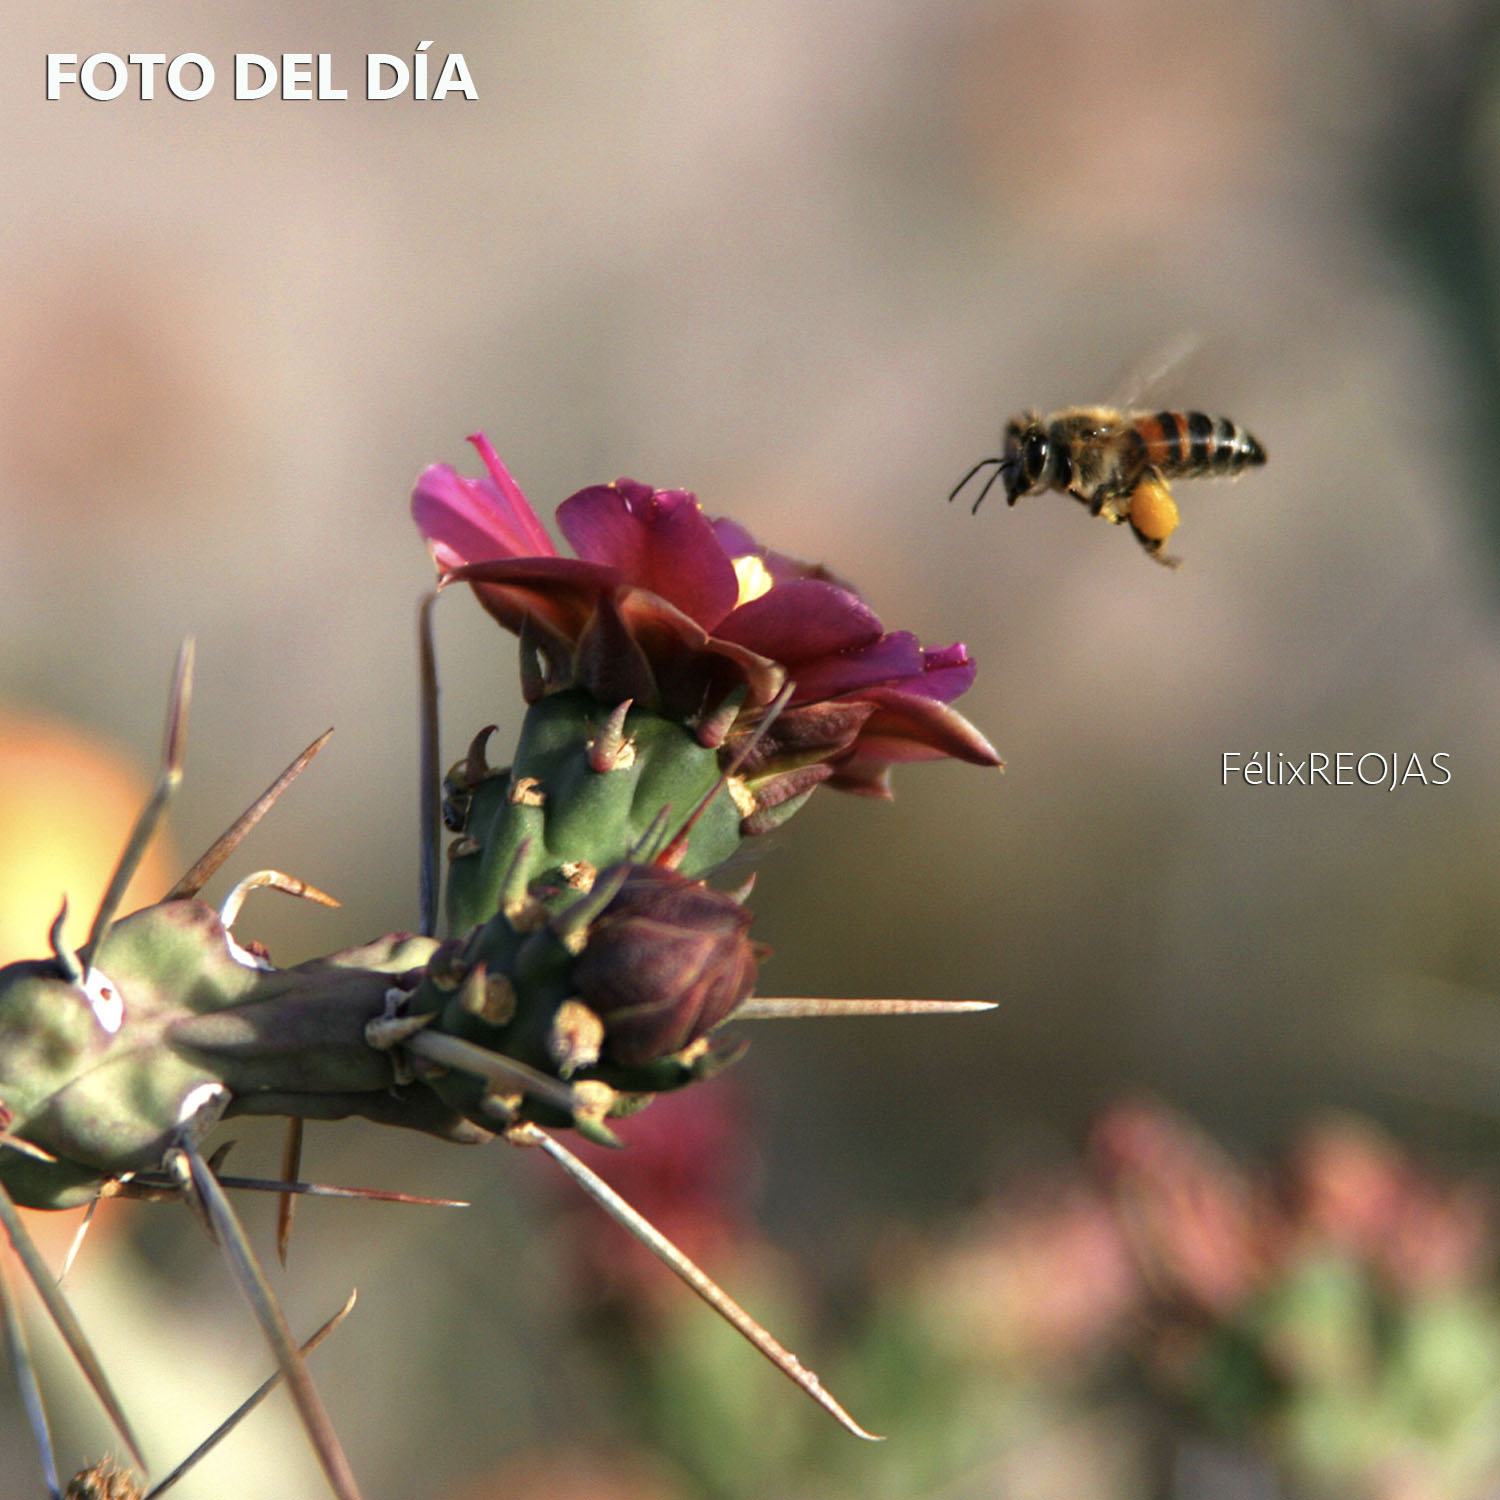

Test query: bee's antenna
[947,455,1000,506]
[949,457,1012,514]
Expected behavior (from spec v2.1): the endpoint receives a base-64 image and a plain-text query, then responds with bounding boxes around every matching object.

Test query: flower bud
[572,866,756,1066]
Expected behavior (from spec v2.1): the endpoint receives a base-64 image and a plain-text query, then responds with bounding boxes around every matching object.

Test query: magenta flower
[413,434,1001,802]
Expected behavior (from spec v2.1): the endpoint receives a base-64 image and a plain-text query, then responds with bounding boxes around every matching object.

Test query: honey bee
[950,407,1266,567]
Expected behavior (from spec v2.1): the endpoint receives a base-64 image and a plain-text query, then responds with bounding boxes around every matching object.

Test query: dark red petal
[784,632,979,706]
[574,591,662,708]
[731,700,874,776]
[558,483,740,629]
[748,762,835,810]
[916,643,980,705]
[611,587,787,716]
[842,686,1003,768]
[444,556,621,640]
[781,631,921,703]
[823,756,896,798]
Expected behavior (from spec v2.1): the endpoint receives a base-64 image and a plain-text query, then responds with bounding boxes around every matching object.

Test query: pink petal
[465,433,557,556]
[714,578,883,668]
[411,435,555,571]
[710,519,853,592]
[558,482,740,630]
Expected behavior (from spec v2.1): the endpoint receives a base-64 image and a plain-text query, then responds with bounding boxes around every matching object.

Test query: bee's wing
[1103,332,1202,412]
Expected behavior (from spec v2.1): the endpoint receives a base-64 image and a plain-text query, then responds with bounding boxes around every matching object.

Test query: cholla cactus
[0,435,1001,1500]
[388,438,1000,1142]
[413,437,998,932]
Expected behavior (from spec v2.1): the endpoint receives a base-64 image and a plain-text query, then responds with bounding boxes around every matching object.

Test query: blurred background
[3,1,1500,1496]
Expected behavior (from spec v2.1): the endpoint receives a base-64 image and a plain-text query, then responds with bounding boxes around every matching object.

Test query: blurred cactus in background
[1092,1099,1500,1500]
[493,1093,1500,1500]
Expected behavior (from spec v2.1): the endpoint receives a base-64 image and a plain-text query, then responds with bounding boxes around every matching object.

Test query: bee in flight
[950,407,1266,567]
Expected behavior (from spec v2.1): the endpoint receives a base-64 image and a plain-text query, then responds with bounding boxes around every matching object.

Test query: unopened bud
[572,865,757,1066]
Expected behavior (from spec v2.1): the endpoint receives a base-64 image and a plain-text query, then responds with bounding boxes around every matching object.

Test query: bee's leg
[1074,485,1129,524]
[1131,525,1183,569]
[1067,485,1112,519]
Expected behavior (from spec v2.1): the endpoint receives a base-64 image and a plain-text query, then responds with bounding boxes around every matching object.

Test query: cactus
[0,902,458,1211]
[0,436,1002,1498]
[442,687,746,935]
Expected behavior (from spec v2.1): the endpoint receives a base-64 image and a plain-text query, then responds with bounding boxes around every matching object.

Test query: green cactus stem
[0,901,462,1209]
[442,688,746,935]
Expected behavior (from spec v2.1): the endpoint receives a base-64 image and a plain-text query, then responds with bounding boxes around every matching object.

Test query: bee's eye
[1023,433,1048,476]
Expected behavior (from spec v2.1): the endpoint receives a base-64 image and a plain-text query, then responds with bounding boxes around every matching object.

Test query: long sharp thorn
[0,1132,57,1166]
[144,1291,358,1499]
[0,1182,145,1469]
[47,899,81,984]
[81,638,193,970]
[115,1170,467,1207]
[514,1123,884,1442]
[165,1148,216,1244]
[219,870,340,931]
[0,1252,61,1499]
[493,833,534,919]
[627,805,673,866]
[733,997,998,1020]
[277,1118,304,1267]
[224,1177,470,1207]
[403,1031,581,1116]
[166,727,334,900]
[178,1138,364,1500]
[59,1193,102,1281]
[418,591,441,939]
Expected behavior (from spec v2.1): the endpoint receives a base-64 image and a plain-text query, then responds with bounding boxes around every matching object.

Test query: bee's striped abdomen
[1135,411,1266,480]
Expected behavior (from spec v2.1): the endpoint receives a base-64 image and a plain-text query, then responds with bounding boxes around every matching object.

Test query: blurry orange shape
[1286,1115,1410,1258]
[953,0,1277,235]
[0,712,177,966]
[0,258,217,511]
[0,713,171,1262]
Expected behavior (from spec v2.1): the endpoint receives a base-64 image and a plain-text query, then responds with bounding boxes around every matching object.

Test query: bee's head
[1001,412,1051,503]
